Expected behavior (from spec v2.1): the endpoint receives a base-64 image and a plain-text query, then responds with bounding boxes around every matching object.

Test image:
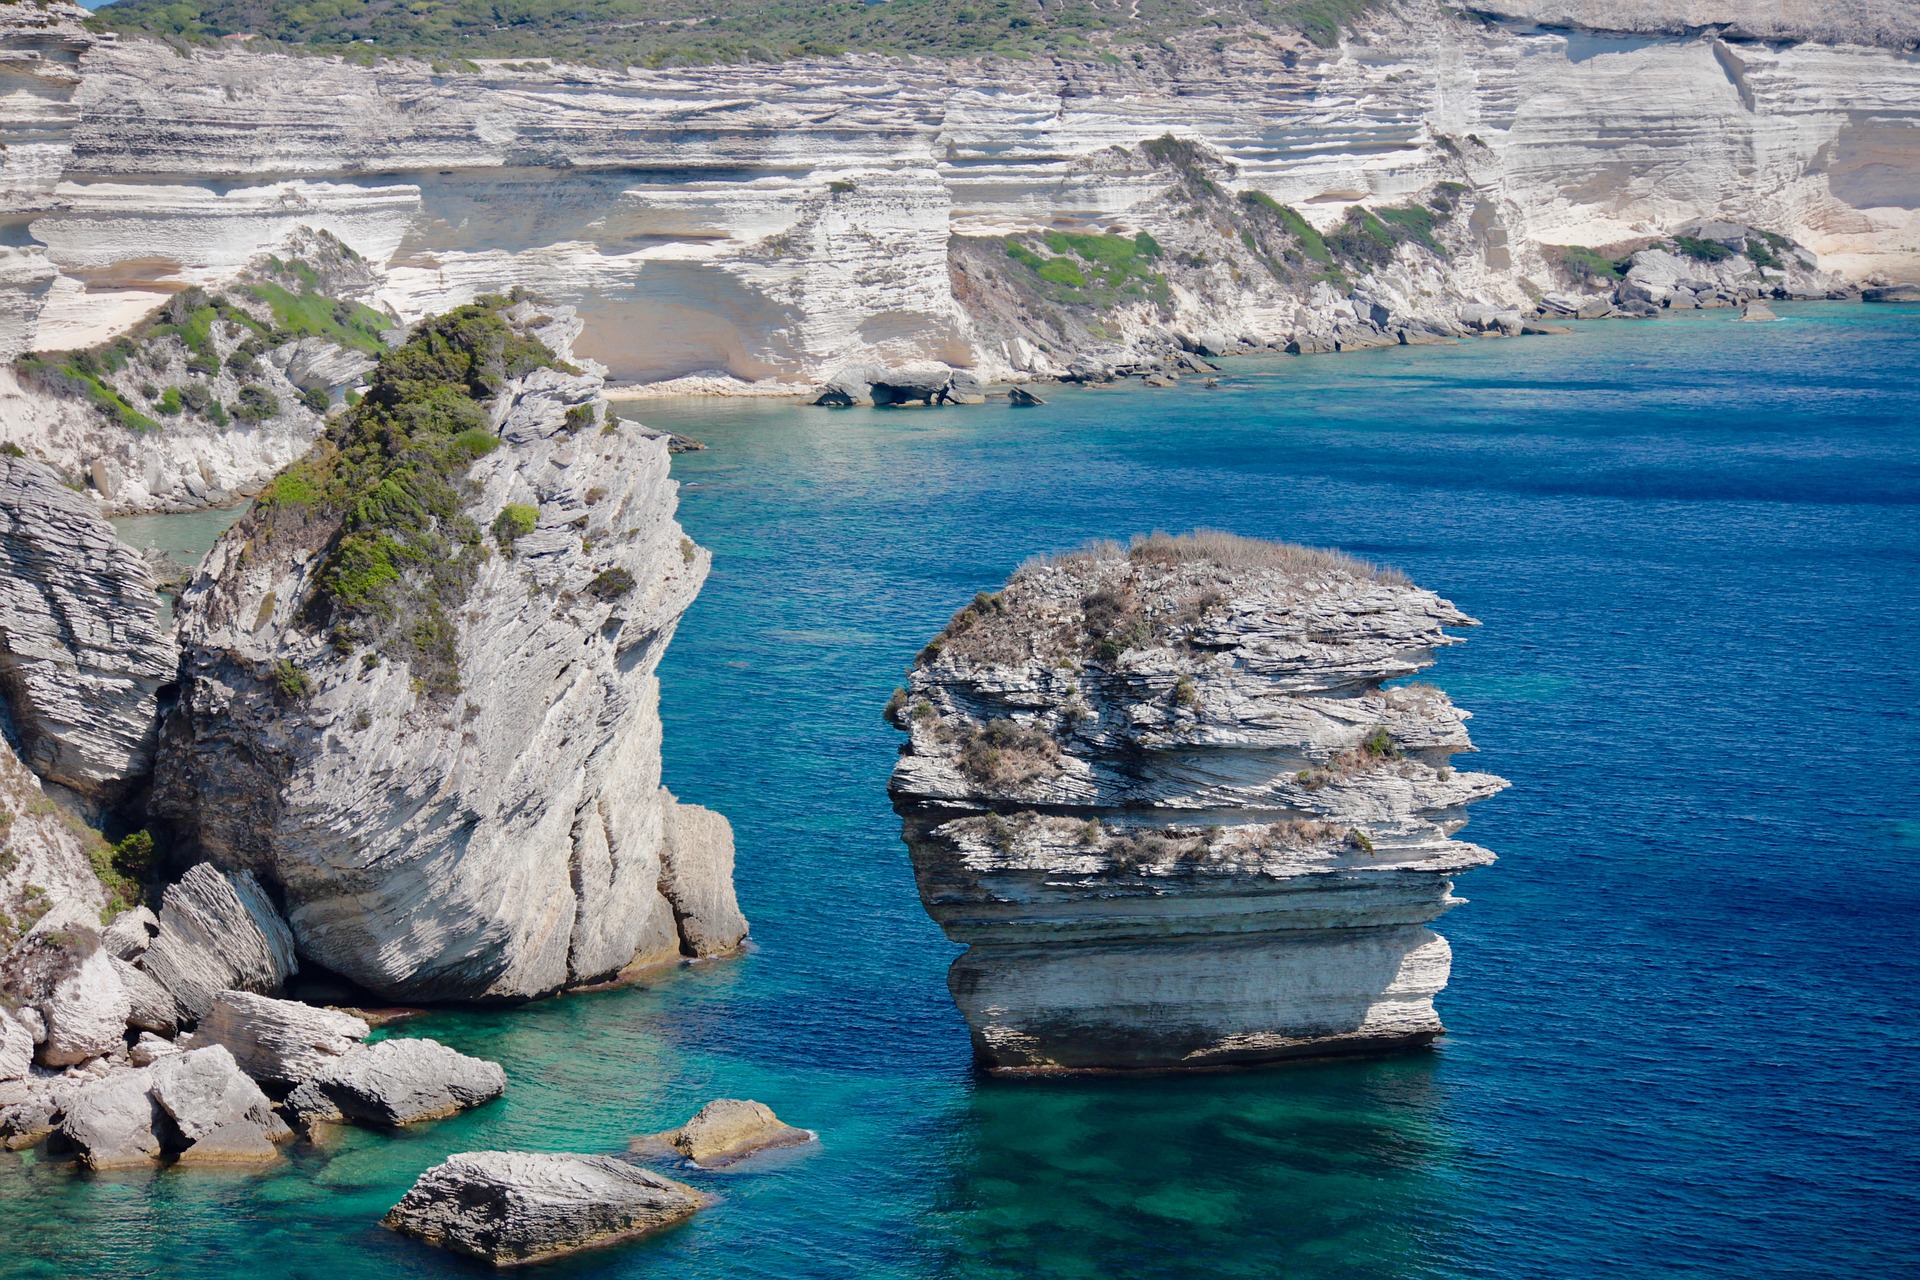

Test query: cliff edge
[888,532,1506,1072]
[151,296,745,1001]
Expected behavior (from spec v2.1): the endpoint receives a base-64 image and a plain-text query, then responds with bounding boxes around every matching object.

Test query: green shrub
[301,385,331,413]
[1036,257,1087,287]
[234,383,281,423]
[1561,245,1624,282]
[492,502,538,550]
[0,442,23,458]
[587,567,636,600]
[1673,234,1734,262]
[271,660,311,698]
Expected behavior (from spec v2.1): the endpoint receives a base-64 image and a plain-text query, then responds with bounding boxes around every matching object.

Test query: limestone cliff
[888,532,1506,1072]
[0,454,176,803]
[151,297,746,1001]
[2,0,1911,389]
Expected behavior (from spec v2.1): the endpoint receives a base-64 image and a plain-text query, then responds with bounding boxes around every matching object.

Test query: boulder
[59,1068,161,1170]
[657,796,750,957]
[0,455,179,802]
[138,863,299,1020]
[128,1032,179,1067]
[0,1078,63,1150]
[195,989,368,1086]
[0,1011,34,1081]
[1007,387,1046,407]
[100,906,157,961]
[811,365,876,407]
[945,369,986,405]
[1861,284,1920,303]
[110,956,177,1035]
[148,1045,288,1164]
[39,947,130,1067]
[1521,322,1573,335]
[1142,374,1176,388]
[384,1151,703,1266]
[637,1098,812,1168]
[1739,301,1779,322]
[870,366,955,407]
[293,1037,505,1127]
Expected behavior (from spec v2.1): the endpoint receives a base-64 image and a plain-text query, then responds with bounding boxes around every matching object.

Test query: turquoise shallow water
[6,305,1919,1277]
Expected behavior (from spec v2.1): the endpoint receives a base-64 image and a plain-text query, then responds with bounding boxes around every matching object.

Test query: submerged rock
[635,1098,812,1168]
[196,989,369,1086]
[151,302,742,1001]
[384,1151,703,1265]
[813,363,983,407]
[1007,387,1046,406]
[287,1036,505,1127]
[0,454,178,802]
[1739,301,1780,322]
[888,531,1507,1072]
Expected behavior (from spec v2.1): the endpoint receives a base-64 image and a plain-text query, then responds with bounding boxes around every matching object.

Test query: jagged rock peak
[888,530,1508,1073]
[152,296,745,1002]
[0,453,176,801]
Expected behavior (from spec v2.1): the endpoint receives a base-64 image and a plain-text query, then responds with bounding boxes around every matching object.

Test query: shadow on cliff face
[929,1056,1457,1279]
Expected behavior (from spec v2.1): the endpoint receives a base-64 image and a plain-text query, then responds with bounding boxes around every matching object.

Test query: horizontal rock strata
[889,532,1507,1072]
[385,1152,704,1265]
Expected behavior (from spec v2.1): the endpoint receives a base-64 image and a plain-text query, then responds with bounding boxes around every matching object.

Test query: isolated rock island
[888,532,1507,1072]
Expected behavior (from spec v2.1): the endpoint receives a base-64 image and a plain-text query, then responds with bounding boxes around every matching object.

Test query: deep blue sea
[7,305,1918,1278]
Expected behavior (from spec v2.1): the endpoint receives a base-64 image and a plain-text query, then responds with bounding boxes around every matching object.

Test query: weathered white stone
[138,864,299,1020]
[658,795,749,958]
[58,1067,160,1169]
[109,956,177,1036]
[100,906,157,961]
[0,1011,33,1081]
[39,947,130,1067]
[0,454,177,799]
[384,1152,703,1266]
[152,309,736,1001]
[294,1037,505,1127]
[638,1098,812,1168]
[148,1044,287,1163]
[194,989,367,1086]
[890,532,1507,1071]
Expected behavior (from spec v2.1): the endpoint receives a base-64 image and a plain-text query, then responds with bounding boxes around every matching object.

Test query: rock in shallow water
[196,989,369,1086]
[888,531,1508,1072]
[384,1151,703,1265]
[148,1044,289,1164]
[288,1037,505,1127]
[59,1068,162,1170]
[636,1098,812,1168]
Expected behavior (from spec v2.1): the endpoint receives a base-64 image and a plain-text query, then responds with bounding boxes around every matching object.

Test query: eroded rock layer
[151,299,746,1001]
[888,533,1506,1072]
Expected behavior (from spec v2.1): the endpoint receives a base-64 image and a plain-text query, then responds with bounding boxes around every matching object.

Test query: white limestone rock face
[137,863,300,1020]
[385,1152,704,1266]
[888,532,1508,1072]
[195,989,368,1086]
[150,305,740,1001]
[58,1067,162,1169]
[147,1043,290,1164]
[11,0,1916,388]
[657,795,749,958]
[0,454,177,801]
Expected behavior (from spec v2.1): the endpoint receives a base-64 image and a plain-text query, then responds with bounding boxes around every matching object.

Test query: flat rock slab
[635,1098,813,1169]
[385,1151,703,1266]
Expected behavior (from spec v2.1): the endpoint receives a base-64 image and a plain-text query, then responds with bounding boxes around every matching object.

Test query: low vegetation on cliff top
[10,234,389,448]
[913,530,1408,670]
[98,0,1383,67]
[253,295,561,699]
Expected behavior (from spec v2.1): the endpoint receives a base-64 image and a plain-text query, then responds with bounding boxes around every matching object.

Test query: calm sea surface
[12,305,1918,1278]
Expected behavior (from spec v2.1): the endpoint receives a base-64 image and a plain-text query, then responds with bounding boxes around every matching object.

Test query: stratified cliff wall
[2,0,1913,387]
[888,533,1506,1072]
[151,299,746,1000]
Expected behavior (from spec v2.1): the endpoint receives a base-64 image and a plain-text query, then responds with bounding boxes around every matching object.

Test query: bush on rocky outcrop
[249,297,558,698]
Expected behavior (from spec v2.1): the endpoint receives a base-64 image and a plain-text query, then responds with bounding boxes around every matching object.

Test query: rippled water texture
[7,306,1917,1278]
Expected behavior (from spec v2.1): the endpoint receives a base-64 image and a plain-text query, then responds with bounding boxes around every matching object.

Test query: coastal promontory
[888,532,1506,1072]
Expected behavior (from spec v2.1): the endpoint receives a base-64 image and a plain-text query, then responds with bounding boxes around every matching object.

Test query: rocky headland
[888,532,1506,1072]
[0,291,745,1175]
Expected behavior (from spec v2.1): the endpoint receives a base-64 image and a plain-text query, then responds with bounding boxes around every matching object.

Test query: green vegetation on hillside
[256,297,559,699]
[1004,230,1170,310]
[97,0,1385,67]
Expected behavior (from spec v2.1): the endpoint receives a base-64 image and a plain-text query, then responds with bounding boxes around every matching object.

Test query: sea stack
[887,532,1507,1073]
